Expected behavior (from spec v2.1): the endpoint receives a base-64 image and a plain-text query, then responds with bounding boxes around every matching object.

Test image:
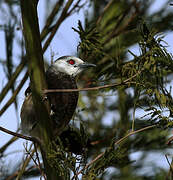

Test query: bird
[20,56,96,140]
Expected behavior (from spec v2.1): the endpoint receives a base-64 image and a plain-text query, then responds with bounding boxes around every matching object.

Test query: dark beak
[78,63,96,69]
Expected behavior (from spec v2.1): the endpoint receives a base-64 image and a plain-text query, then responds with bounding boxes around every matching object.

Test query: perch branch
[44,70,141,93]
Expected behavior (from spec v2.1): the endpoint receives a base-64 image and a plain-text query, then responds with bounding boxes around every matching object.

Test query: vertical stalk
[20,0,60,179]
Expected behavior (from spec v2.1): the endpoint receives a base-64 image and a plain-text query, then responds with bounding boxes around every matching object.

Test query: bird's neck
[46,67,77,90]
[46,66,75,80]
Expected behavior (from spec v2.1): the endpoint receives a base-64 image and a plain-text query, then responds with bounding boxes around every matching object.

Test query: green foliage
[73,20,103,60]
[74,1,173,179]
[1,0,173,179]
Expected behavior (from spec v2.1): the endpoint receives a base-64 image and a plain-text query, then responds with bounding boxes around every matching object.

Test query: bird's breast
[46,71,79,132]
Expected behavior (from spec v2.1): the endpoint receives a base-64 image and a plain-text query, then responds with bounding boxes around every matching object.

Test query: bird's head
[52,56,96,77]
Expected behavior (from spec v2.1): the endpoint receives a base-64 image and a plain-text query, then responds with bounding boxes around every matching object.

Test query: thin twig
[24,145,38,167]
[165,154,173,172]
[44,70,141,93]
[96,0,114,25]
[6,165,40,180]
[3,150,24,158]
[0,71,28,116]
[0,126,44,177]
[0,126,39,143]
[73,124,156,178]
[0,59,26,103]
[114,125,156,145]
[166,135,173,145]
[6,171,19,180]
[41,0,64,41]
[23,145,47,180]
[16,144,35,180]
[165,154,173,180]
[103,11,137,44]
[67,0,81,15]
[42,0,74,52]
[0,136,18,155]
[34,143,47,180]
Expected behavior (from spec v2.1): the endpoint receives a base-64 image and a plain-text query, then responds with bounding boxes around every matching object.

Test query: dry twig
[73,124,156,178]
[44,70,141,93]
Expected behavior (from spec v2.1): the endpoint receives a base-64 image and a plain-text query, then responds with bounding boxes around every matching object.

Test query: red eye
[67,59,75,65]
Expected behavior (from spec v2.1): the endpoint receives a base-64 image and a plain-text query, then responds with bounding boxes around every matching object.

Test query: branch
[0,126,38,143]
[20,1,63,179]
[16,147,36,180]
[73,124,156,178]
[103,11,137,44]
[0,58,26,103]
[67,0,82,15]
[40,0,64,41]
[44,70,141,93]
[0,136,18,155]
[20,0,52,143]
[0,71,28,116]
[6,165,40,180]
[165,154,173,179]
[22,145,46,179]
[42,0,74,52]
[96,0,114,25]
